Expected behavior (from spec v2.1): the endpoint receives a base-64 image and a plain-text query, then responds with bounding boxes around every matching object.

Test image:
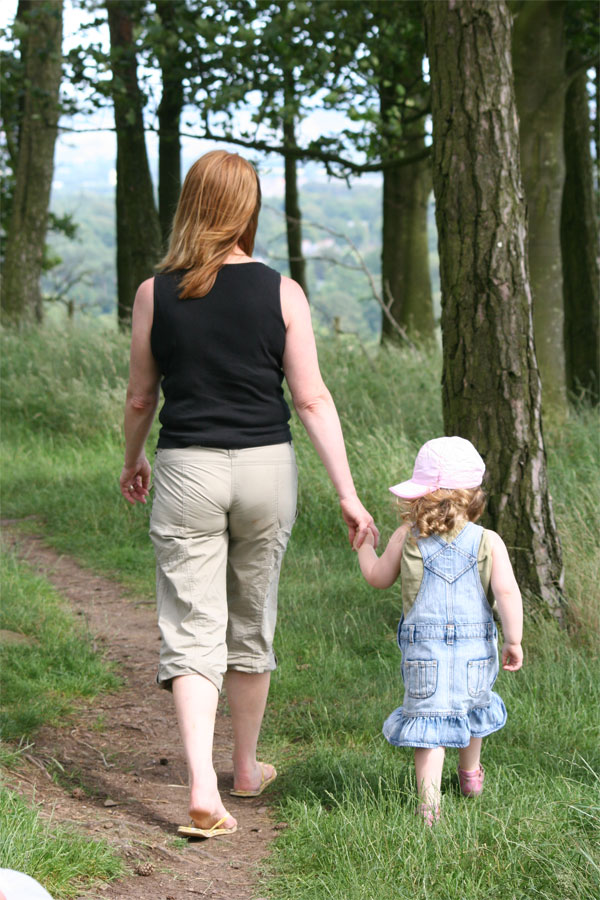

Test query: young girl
[355,436,523,824]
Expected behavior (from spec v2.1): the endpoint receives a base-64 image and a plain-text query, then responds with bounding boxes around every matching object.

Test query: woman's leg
[225,444,297,791]
[414,746,445,810]
[226,670,275,791]
[172,674,236,829]
[151,449,233,826]
[458,736,482,772]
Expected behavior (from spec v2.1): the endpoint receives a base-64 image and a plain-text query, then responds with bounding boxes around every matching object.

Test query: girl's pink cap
[389,436,485,499]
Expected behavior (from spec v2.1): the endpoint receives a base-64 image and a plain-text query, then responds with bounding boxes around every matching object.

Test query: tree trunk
[380,39,434,345]
[595,66,599,222]
[381,156,434,343]
[424,0,564,615]
[106,1,161,328]
[156,0,184,249]
[512,0,568,417]
[282,69,309,297]
[1,0,63,325]
[561,59,599,404]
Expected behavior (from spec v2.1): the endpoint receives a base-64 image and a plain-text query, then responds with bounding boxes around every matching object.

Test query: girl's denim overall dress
[383,522,507,749]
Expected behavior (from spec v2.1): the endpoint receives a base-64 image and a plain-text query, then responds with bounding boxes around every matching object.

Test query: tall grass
[1,323,599,899]
[0,324,128,442]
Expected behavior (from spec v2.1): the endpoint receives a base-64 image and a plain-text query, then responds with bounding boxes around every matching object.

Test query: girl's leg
[172,674,236,829]
[458,736,482,772]
[458,737,485,796]
[414,747,445,811]
[226,670,276,791]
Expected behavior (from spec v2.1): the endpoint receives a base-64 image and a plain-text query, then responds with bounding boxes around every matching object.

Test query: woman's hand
[340,496,379,549]
[120,458,152,505]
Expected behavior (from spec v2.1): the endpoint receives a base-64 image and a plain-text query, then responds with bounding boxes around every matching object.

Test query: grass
[0,789,123,897]
[0,505,122,893]
[0,547,121,740]
[1,322,599,899]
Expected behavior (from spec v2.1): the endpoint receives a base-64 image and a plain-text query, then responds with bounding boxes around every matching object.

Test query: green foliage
[0,788,123,897]
[0,548,121,740]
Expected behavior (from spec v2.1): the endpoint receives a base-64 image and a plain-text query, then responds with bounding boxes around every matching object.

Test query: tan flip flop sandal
[230,762,277,797]
[177,813,237,838]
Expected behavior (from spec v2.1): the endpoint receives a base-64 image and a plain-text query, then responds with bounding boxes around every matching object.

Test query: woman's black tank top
[151,262,292,449]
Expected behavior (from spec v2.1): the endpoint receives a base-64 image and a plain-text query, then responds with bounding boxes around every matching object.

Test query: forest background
[1,1,599,898]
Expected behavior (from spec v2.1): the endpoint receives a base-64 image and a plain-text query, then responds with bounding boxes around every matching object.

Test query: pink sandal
[416,802,441,826]
[457,764,485,797]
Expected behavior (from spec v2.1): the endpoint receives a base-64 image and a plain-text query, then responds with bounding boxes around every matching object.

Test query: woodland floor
[2,526,285,900]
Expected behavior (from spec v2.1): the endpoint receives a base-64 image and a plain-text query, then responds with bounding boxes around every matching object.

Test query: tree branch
[263,203,416,348]
[55,121,431,173]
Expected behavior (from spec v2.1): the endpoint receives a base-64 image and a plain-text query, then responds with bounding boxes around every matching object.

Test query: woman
[119,150,376,838]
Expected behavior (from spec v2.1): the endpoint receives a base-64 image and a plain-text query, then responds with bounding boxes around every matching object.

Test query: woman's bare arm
[120,278,161,505]
[280,275,377,547]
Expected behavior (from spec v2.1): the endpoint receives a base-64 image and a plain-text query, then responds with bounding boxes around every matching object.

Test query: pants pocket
[404,660,438,699]
[467,657,494,697]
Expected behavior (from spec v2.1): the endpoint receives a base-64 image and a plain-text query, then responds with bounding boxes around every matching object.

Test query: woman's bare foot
[231,760,276,795]
[189,791,237,830]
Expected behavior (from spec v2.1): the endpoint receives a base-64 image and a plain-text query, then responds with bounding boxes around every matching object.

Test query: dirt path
[2,527,284,900]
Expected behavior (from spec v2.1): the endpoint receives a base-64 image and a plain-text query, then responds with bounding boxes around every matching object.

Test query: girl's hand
[502,642,523,671]
[120,458,152,505]
[353,528,376,552]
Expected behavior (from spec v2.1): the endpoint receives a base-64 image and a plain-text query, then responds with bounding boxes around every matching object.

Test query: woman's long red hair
[157,150,261,298]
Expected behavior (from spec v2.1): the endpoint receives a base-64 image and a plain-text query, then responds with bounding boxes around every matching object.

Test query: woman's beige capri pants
[149,443,297,692]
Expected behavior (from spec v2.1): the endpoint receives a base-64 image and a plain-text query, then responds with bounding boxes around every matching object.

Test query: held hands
[119,458,152,505]
[502,642,523,671]
[353,528,375,552]
[340,495,379,549]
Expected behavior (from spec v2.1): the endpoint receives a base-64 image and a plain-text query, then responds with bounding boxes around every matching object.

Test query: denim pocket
[405,660,438,699]
[467,657,494,697]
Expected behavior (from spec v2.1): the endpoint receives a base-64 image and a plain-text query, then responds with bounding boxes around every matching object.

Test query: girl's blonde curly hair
[401,487,486,539]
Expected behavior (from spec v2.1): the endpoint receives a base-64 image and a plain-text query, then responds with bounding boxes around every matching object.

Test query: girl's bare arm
[489,531,524,671]
[355,524,410,589]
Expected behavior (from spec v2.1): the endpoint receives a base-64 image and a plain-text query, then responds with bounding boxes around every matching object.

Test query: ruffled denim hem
[382,692,507,749]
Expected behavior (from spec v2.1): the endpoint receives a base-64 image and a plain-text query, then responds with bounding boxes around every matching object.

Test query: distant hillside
[44,182,439,340]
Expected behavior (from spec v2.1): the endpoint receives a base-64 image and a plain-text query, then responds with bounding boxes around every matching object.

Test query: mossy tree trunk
[282,68,308,298]
[424,0,564,615]
[512,0,568,418]
[1,0,63,325]
[106,0,161,328]
[155,0,184,249]
[561,58,599,404]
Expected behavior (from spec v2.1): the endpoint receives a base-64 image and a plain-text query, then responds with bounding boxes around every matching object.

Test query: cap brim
[389,481,434,499]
